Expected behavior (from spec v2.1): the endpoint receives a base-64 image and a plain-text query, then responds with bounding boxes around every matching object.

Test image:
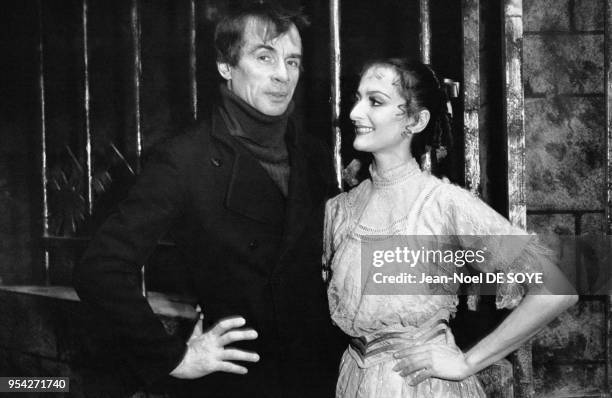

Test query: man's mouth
[268,92,289,100]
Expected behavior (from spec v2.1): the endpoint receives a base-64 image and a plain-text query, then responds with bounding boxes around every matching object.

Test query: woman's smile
[355,125,374,135]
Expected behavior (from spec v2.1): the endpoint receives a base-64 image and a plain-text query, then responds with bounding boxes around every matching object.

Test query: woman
[323,58,577,397]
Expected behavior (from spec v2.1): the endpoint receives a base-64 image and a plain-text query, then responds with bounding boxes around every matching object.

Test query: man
[73,3,344,397]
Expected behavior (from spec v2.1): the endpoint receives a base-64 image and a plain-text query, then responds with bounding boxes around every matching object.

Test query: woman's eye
[369,97,382,106]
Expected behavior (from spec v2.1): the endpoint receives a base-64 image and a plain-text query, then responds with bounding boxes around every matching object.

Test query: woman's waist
[347,313,451,368]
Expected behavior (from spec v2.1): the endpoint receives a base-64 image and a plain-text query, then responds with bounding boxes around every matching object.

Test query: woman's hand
[392,329,472,386]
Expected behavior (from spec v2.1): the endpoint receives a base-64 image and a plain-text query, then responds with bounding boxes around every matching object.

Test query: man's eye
[258,55,272,62]
[287,59,301,68]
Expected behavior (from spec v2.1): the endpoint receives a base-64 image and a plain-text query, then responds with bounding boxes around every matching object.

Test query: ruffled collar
[370,158,421,187]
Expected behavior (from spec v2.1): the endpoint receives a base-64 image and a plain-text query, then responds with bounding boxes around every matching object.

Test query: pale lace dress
[323,158,542,398]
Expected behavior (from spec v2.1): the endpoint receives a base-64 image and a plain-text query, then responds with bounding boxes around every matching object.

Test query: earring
[401,126,412,139]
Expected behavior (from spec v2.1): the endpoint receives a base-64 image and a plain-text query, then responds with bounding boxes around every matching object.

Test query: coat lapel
[210,111,286,227]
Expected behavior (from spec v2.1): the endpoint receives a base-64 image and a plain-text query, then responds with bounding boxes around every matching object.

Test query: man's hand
[170,316,260,379]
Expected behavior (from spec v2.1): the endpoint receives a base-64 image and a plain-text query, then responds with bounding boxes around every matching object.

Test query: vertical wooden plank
[189,0,198,121]
[463,0,480,195]
[606,0,612,236]
[82,0,93,216]
[604,0,612,392]
[131,0,146,296]
[503,1,533,397]
[503,0,526,230]
[419,0,431,64]
[419,0,432,172]
[131,0,143,173]
[38,0,50,285]
[330,0,342,190]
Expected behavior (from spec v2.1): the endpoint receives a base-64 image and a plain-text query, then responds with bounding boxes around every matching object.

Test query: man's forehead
[241,17,302,52]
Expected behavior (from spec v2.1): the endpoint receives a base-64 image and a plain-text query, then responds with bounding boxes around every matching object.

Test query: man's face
[218,19,302,116]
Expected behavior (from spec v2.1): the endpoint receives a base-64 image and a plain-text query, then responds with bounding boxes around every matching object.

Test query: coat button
[248,240,258,250]
[211,158,222,167]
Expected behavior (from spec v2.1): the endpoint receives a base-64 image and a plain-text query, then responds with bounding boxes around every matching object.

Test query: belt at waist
[348,319,449,368]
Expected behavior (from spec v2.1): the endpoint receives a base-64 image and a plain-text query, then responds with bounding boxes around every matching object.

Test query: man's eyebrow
[247,44,302,59]
[247,44,274,54]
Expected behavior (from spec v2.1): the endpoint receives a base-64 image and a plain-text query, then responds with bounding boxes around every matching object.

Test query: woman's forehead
[363,65,395,80]
[360,66,401,93]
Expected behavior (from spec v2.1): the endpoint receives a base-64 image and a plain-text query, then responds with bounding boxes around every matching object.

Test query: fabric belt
[348,319,449,368]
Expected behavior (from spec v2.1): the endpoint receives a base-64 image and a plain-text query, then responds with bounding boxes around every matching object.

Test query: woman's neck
[372,152,414,173]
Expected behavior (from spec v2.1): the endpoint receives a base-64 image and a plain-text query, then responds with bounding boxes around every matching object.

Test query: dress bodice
[323,159,539,338]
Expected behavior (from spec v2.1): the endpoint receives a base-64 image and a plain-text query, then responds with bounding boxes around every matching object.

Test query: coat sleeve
[73,144,189,387]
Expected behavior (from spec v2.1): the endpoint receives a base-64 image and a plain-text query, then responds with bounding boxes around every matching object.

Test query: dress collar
[370,158,421,187]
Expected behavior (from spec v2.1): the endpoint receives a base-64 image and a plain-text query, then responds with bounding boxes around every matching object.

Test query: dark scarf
[219,84,291,197]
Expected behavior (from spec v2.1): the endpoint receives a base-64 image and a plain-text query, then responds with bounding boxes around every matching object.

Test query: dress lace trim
[370,158,421,188]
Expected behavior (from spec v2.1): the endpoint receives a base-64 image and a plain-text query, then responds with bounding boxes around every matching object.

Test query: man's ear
[217,62,232,81]
[410,109,431,134]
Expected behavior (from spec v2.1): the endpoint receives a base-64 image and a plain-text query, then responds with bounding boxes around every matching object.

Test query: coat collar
[210,109,286,227]
[209,108,314,241]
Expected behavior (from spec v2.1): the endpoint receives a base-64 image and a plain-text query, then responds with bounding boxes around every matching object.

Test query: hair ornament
[442,78,460,119]
[436,146,448,161]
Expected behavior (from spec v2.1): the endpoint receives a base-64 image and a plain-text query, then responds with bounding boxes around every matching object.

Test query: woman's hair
[361,58,453,165]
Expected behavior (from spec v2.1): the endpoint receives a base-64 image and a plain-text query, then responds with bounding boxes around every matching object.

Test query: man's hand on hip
[170,316,260,379]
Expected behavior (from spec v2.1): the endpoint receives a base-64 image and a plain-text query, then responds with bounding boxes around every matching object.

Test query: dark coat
[73,107,346,398]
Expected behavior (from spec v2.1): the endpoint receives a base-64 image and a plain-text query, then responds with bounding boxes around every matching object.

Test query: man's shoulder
[292,127,338,191]
[294,127,332,159]
[150,120,213,159]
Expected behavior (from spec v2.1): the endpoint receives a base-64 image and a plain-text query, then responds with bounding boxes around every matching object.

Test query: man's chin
[260,104,290,116]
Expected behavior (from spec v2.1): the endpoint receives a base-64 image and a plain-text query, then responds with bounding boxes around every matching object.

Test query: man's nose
[272,61,290,83]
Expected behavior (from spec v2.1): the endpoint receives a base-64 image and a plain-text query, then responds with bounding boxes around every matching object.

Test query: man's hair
[214,2,309,66]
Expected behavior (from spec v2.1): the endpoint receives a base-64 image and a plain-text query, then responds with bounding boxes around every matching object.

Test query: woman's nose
[349,101,363,122]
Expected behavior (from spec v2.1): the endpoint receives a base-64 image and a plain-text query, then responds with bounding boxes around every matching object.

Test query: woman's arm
[463,294,577,376]
[392,257,578,385]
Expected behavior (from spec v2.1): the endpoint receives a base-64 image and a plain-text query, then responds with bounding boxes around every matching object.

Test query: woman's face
[350,65,409,154]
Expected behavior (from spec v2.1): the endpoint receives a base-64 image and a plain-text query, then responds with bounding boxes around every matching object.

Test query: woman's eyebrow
[365,90,391,99]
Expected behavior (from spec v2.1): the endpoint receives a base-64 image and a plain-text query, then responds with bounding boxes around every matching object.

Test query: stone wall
[523,0,608,396]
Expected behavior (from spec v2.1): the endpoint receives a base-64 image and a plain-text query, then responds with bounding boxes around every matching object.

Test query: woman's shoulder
[409,172,465,205]
[327,178,371,207]
[422,173,478,204]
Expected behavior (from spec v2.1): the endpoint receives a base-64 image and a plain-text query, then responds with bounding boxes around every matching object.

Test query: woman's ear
[410,109,430,134]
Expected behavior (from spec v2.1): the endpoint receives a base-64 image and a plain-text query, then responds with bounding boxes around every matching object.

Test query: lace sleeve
[444,184,545,310]
[322,193,347,283]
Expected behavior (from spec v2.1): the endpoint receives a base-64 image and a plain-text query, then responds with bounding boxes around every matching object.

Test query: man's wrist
[169,344,190,378]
